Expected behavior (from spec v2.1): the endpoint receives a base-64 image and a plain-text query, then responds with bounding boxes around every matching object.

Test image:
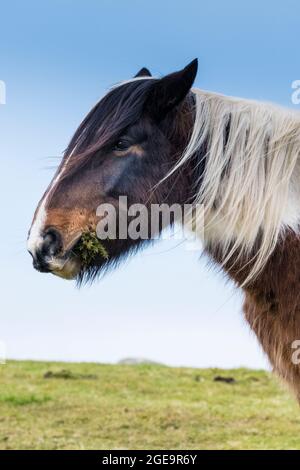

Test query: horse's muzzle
[28,228,81,279]
[29,228,62,270]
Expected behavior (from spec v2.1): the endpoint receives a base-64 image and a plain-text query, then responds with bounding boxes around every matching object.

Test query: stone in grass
[214,375,236,384]
[43,369,97,380]
[118,358,164,366]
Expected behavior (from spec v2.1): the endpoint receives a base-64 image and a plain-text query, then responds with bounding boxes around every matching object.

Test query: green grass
[0,360,299,450]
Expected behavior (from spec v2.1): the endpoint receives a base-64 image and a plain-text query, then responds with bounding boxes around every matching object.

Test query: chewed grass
[74,231,109,267]
[0,360,300,449]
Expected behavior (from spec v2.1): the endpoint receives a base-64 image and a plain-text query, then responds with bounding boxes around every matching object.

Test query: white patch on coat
[27,148,76,257]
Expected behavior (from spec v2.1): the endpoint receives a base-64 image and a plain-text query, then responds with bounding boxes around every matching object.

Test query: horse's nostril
[30,228,64,273]
[33,257,52,273]
[42,228,63,256]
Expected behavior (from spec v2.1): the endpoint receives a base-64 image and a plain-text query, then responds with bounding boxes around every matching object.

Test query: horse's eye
[113,139,131,152]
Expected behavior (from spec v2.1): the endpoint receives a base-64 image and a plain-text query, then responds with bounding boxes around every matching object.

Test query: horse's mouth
[47,235,83,280]
[50,256,81,280]
[30,230,109,281]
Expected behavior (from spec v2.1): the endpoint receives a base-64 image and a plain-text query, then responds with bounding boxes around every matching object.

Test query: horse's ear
[134,67,152,78]
[145,59,198,121]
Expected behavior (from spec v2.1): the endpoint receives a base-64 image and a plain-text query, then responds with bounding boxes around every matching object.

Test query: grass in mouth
[74,231,109,267]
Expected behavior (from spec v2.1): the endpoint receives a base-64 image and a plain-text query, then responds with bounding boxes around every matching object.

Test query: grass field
[0,360,299,450]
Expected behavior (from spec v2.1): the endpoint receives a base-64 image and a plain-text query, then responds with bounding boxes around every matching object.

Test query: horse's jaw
[51,257,82,280]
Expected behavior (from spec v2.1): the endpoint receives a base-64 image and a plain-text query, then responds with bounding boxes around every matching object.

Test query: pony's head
[28,60,198,282]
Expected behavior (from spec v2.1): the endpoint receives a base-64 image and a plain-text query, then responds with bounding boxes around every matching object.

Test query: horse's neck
[210,231,300,400]
[226,232,299,312]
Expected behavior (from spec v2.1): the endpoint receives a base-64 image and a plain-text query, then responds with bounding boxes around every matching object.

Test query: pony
[28,59,300,401]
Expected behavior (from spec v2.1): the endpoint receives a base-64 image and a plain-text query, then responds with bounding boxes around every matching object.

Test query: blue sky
[0,0,299,368]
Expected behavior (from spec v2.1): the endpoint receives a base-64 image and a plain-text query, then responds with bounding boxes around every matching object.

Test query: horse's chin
[51,258,82,280]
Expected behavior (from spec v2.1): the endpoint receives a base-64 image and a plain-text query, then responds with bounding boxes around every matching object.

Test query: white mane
[174,89,300,284]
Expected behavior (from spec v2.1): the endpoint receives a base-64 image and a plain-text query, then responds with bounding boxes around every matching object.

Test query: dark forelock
[62,79,157,178]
